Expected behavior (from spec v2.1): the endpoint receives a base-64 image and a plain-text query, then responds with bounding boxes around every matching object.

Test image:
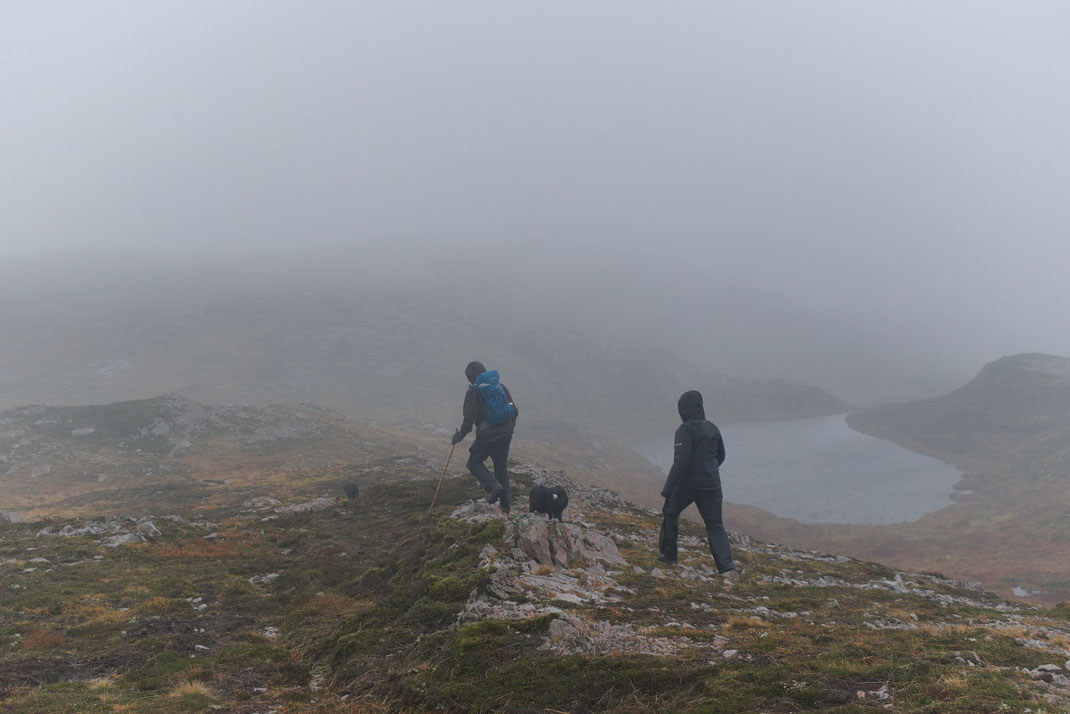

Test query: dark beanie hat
[465,361,486,383]
[678,390,705,421]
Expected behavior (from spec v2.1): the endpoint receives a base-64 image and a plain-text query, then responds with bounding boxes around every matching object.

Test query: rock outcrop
[504,512,626,568]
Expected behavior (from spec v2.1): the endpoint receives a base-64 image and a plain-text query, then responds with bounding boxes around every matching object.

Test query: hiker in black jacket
[451,361,518,513]
[658,390,737,581]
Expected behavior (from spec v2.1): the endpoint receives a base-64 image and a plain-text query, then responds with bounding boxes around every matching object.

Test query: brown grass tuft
[722,615,768,631]
[21,629,66,650]
[169,680,214,698]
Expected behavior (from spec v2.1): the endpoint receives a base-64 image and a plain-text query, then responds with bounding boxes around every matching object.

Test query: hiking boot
[656,552,677,565]
[486,483,504,504]
[500,498,511,515]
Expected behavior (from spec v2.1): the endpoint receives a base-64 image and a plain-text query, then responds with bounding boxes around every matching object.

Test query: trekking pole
[429,444,456,513]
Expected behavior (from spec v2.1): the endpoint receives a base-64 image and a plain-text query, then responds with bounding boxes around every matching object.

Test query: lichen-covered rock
[450,500,507,524]
[134,520,162,540]
[553,522,626,566]
[243,496,282,509]
[505,513,554,565]
[540,611,724,656]
[272,497,335,515]
[504,513,625,568]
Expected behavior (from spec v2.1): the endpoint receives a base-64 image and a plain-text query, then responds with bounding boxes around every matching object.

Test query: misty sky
[3,2,1070,391]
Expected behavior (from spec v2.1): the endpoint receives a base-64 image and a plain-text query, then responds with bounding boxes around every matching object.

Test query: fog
[3,2,1070,404]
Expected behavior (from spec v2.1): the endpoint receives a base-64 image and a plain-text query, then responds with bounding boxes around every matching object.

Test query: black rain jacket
[660,390,726,497]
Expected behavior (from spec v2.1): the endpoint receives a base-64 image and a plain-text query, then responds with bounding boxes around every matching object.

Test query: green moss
[125,651,194,691]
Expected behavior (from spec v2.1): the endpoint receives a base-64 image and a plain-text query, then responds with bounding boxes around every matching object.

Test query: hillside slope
[848,353,1070,469]
[2,460,1070,712]
[0,394,672,521]
[0,281,844,440]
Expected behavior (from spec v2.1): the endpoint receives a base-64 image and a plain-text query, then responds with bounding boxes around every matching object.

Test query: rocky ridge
[448,465,1070,711]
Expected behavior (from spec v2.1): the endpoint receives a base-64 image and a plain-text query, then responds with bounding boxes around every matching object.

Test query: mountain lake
[634,413,962,525]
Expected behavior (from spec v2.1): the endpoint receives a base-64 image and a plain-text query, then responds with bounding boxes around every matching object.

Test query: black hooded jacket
[660,391,726,497]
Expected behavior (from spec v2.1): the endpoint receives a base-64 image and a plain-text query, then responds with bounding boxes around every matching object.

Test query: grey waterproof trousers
[658,483,736,573]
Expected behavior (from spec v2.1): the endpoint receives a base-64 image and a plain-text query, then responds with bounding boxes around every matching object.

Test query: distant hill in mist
[848,352,1070,469]
[0,253,845,440]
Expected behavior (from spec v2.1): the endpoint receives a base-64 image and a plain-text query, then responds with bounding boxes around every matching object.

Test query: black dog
[529,485,568,521]
[344,482,359,501]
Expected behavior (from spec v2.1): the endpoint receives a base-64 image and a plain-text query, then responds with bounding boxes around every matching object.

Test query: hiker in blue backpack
[452,361,519,512]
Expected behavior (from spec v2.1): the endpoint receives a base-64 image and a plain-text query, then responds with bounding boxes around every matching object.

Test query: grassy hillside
[0,394,671,520]
[847,353,1070,467]
[3,455,1070,712]
[0,287,844,441]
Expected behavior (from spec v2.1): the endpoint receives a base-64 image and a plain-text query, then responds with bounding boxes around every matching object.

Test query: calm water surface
[634,414,961,525]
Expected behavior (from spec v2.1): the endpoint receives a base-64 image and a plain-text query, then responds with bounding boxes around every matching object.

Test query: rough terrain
[3,458,1070,712]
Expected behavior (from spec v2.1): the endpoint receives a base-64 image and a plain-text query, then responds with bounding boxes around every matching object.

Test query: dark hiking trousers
[467,434,512,507]
[659,484,735,573]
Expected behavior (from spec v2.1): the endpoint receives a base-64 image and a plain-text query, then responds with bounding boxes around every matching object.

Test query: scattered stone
[101,533,143,548]
[273,498,335,515]
[249,573,280,586]
[243,496,283,509]
[450,500,507,524]
[540,611,717,656]
[135,520,161,540]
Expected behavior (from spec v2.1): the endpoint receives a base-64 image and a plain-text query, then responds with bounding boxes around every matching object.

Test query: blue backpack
[473,370,516,427]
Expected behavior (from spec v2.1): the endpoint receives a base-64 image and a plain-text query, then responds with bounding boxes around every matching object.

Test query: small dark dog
[529,485,569,521]
[344,482,359,501]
